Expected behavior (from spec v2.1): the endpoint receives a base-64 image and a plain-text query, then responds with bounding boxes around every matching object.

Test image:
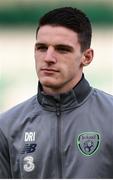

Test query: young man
[0,7,113,178]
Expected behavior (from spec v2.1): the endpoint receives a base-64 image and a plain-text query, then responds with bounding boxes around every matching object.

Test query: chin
[40,78,57,88]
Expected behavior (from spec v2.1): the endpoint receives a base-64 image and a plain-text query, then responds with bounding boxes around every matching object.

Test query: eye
[35,44,47,52]
[58,48,69,53]
[55,45,72,54]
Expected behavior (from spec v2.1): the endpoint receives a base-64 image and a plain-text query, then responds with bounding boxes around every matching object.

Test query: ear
[81,48,94,66]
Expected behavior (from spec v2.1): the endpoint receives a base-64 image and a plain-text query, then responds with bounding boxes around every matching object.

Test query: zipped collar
[37,74,92,111]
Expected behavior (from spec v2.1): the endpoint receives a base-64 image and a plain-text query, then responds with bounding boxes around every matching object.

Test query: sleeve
[0,128,12,178]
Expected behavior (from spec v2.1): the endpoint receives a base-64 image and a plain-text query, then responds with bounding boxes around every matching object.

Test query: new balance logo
[21,144,37,154]
[25,132,35,142]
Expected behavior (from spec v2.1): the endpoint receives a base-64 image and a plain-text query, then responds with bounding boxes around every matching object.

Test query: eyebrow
[35,43,47,48]
[35,43,74,52]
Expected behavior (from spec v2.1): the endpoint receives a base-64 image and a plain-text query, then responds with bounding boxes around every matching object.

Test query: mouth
[41,68,59,73]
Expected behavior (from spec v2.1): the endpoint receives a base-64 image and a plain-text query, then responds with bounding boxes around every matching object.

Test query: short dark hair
[36,7,92,52]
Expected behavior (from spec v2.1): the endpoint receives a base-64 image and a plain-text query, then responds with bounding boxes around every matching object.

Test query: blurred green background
[0,0,113,112]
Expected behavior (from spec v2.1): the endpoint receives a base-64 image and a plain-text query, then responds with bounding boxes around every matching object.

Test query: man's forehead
[37,25,78,38]
[37,25,79,45]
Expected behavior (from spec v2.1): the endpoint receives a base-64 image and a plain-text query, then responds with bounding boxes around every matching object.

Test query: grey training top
[0,75,113,178]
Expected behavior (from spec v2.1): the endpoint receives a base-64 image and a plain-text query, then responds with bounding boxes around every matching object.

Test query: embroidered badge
[77,132,100,156]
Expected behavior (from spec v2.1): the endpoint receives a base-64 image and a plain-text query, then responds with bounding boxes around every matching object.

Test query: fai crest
[77,132,100,156]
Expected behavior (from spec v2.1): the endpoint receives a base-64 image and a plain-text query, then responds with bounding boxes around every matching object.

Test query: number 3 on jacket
[23,156,35,172]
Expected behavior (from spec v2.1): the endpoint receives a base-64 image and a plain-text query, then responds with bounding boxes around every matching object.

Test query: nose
[44,46,56,63]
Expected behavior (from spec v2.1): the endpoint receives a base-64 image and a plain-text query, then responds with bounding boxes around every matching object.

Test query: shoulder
[91,88,113,109]
[0,95,40,133]
[93,88,113,101]
[1,95,37,117]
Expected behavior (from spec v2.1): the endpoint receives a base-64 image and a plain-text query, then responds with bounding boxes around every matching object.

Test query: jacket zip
[56,103,62,178]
